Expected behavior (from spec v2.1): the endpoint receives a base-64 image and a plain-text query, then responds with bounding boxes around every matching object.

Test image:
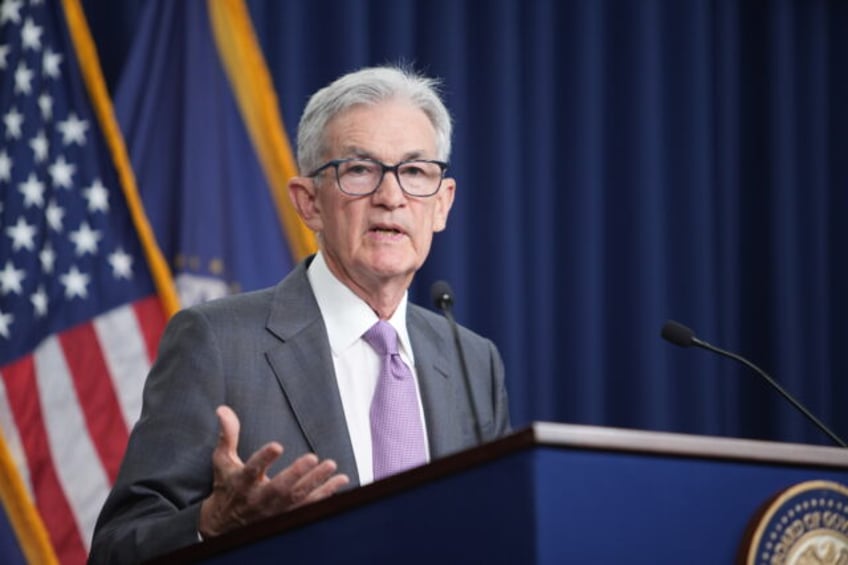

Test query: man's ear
[288,176,323,232]
[432,177,456,232]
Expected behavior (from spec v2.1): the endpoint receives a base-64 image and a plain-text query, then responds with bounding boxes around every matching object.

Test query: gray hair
[296,65,453,175]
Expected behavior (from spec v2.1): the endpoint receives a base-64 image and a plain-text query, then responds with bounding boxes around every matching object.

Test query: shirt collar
[307,252,413,360]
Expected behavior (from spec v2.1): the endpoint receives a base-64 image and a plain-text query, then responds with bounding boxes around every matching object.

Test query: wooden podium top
[152,423,848,563]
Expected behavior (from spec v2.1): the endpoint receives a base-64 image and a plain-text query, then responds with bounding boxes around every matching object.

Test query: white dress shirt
[306,252,430,484]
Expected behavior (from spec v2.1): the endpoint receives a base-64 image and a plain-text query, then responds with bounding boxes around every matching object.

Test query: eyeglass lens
[336,160,443,196]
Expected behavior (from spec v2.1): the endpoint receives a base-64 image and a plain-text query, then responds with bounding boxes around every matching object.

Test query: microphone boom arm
[431,281,484,445]
[691,337,847,448]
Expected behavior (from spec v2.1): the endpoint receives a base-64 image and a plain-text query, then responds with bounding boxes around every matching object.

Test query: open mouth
[370,224,405,236]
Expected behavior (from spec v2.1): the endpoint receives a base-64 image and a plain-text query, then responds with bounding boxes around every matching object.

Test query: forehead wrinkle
[325,102,439,162]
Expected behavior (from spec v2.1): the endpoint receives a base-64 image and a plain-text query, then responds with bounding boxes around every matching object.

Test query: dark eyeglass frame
[308,157,449,197]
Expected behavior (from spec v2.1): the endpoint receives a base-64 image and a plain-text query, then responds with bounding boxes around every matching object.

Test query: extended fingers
[292,471,350,508]
[208,407,346,524]
[270,455,349,509]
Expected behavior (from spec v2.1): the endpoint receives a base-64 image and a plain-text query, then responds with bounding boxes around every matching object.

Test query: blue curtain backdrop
[82,0,848,445]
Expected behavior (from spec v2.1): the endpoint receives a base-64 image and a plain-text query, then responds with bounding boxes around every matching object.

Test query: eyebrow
[339,146,428,162]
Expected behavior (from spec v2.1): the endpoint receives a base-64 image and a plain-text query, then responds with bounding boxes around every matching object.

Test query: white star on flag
[18,172,46,208]
[69,221,102,256]
[48,154,76,188]
[45,199,65,231]
[4,106,24,138]
[0,309,12,338]
[38,92,52,119]
[59,265,90,299]
[14,60,33,94]
[21,17,43,51]
[39,243,56,273]
[108,248,134,279]
[57,112,89,145]
[5,216,37,251]
[0,149,12,180]
[0,0,22,25]
[83,178,110,213]
[42,47,62,77]
[0,260,26,295]
[31,285,48,317]
[30,129,49,162]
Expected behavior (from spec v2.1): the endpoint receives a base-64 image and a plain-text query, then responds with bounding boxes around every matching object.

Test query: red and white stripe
[0,296,165,565]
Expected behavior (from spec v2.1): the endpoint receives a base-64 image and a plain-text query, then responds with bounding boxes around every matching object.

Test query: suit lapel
[408,307,464,458]
[262,263,466,479]
[264,263,360,484]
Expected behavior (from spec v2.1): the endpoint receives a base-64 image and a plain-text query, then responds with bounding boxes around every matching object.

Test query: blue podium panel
[204,452,539,563]
[163,423,848,565]
[533,448,848,563]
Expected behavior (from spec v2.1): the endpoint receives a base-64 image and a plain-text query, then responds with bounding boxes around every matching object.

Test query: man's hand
[198,405,350,538]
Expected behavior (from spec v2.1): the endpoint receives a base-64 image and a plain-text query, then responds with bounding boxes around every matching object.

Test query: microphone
[661,320,847,447]
[431,281,483,445]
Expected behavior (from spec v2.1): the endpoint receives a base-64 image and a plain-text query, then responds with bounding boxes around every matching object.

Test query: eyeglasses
[308,158,448,197]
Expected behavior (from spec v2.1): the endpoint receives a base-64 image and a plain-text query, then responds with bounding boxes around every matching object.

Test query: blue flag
[113,0,314,306]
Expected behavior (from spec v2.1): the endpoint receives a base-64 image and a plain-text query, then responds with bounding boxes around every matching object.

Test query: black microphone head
[430,280,454,311]
[661,320,696,347]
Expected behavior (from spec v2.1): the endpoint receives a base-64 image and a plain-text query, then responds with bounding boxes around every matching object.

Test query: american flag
[0,1,170,563]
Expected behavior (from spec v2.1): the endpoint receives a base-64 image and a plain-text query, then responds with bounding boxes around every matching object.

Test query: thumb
[214,405,242,463]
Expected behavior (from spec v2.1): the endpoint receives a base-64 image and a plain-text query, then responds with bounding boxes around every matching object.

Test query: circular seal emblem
[744,480,848,565]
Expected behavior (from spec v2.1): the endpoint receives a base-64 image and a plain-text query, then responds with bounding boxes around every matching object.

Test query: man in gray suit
[89,65,511,563]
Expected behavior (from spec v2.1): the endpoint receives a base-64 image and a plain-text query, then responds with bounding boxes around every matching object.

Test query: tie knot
[363,320,399,357]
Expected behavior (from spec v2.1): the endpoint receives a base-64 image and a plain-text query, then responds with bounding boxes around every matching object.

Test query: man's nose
[371,168,406,206]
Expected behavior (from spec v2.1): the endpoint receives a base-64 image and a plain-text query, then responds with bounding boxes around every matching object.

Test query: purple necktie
[363,320,427,480]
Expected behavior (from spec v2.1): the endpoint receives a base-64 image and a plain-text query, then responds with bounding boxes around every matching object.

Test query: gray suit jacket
[89,260,510,563]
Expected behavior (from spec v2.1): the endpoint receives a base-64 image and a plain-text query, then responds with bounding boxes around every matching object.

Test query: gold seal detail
[744,480,848,565]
